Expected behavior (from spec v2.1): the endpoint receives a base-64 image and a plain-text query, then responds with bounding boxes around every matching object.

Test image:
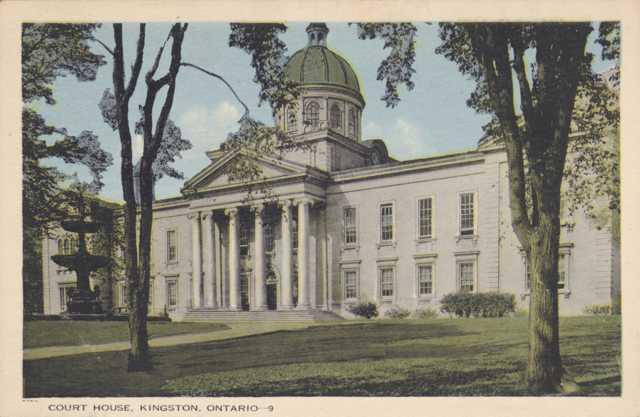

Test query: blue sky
[36,22,613,201]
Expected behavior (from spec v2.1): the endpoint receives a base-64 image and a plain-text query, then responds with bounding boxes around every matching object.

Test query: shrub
[440,292,515,318]
[583,304,611,315]
[384,306,411,319]
[348,302,379,319]
[413,307,439,320]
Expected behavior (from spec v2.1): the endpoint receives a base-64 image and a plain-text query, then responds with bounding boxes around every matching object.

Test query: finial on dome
[306,23,329,47]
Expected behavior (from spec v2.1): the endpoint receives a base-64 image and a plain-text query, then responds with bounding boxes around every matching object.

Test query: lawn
[23,321,229,348]
[23,316,620,397]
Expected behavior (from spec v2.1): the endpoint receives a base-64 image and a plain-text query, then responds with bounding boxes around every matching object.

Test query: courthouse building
[42,23,620,320]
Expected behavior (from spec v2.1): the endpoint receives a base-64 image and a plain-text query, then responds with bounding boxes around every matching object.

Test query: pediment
[183,150,307,192]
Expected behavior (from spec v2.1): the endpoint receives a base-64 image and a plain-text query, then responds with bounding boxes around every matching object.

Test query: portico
[188,197,320,312]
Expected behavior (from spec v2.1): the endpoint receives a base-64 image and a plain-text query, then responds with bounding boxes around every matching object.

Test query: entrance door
[266,284,277,310]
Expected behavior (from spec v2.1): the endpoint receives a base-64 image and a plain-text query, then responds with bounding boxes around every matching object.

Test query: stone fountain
[51,198,110,314]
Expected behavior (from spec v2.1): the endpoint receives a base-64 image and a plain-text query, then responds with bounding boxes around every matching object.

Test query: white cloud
[364,118,434,160]
[178,100,242,152]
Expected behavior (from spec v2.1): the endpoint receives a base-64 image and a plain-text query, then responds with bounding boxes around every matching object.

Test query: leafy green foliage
[22,23,106,105]
[413,307,439,320]
[229,23,300,111]
[583,304,612,315]
[348,301,379,319]
[354,23,417,107]
[440,293,516,318]
[22,24,112,231]
[597,22,620,61]
[384,306,411,319]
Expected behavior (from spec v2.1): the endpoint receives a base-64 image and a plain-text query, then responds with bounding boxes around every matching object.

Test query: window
[304,101,320,128]
[343,206,357,244]
[418,198,433,238]
[58,239,63,254]
[348,108,356,137]
[524,251,570,291]
[458,262,474,293]
[120,283,128,306]
[380,267,394,298]
[166,230,177,263]
[417,264,433,296]
[287,107,297,132]
[380,203,394,241]
[166,279,178,308]
[344,270,357,300]
[58,286,74,311]
[239,220,250,256]
[459,192,475,236]
[329,103,342,129]
[264,222,275,253]
[558,254,566,289]
[63,238,71,255]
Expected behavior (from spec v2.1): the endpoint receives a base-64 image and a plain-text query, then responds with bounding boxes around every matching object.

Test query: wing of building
[41,23,620,319]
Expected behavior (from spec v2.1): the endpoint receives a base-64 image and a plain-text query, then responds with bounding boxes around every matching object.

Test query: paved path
[23,322,311,361]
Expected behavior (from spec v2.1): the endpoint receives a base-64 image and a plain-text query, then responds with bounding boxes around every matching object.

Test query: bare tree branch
[125,24,145,101]
[180,62,250,118]
[93,37,114,56]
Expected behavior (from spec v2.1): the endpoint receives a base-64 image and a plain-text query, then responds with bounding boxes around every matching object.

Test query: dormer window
[329,103,342,129]
[304,101,320,129]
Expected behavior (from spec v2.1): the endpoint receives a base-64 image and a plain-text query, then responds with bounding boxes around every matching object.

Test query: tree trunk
[129,157,154,372]
[525,165,563,392]
[526,224,562,392]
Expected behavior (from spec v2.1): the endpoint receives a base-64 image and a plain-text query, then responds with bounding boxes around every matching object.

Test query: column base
[277,304,294,311]
[295,304,311,311]
[250,305,268,312]
[227,306,241,311]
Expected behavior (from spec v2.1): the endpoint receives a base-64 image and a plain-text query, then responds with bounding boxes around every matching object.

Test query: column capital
[250,202,265,214]
[187,212,200,221]
[201,211,213,221]
[224,207,239,218]
[278,199,293,209]
[294,197,313,207]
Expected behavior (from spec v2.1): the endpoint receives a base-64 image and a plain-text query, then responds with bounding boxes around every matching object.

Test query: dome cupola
[279,23,365,142]
[306,22,329,46]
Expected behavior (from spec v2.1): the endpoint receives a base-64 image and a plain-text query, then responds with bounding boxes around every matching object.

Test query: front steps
[182,308,343,322]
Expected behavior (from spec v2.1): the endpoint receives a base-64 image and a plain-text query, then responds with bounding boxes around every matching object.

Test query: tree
[232,22,618,393]
[21,24,113,313]
[98,22,295,371]
[432,23,618,392]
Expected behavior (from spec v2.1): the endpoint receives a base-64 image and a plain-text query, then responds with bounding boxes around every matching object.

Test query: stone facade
[41,23,620,319]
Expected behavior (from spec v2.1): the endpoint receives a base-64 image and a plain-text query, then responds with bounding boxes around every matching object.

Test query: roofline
[330,148,487,183]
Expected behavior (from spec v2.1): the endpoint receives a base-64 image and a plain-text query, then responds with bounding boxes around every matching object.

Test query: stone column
[189,212,202,308]
[251,203,267,310]
[213,218,223,308]
[296,199,311,310]
[279,200,293,310]
[202,212,216,308]
[226,208,241,311]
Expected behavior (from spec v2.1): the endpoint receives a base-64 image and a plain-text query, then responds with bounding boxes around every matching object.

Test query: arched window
[58,239,63,254]
[329,103,342,129]
[304,101,320,129]
[63,238,70,255]
[348,108,356,137]
[287,108,297,132]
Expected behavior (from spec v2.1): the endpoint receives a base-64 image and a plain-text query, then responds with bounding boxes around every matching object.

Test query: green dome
[284,46,361,94]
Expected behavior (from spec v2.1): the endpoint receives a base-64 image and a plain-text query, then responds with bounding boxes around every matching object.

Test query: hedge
[440,292,515,318]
